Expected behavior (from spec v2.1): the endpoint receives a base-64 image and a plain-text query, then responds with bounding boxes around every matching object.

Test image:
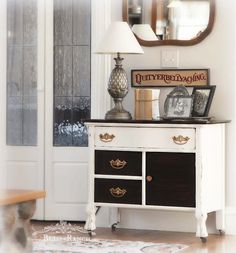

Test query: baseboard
[225,207,236,235]
[97,208,217,234]
[118,209,217,233]
[96,207,236,235]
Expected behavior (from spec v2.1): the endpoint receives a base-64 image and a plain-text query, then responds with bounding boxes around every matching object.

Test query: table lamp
[96,21,144,120]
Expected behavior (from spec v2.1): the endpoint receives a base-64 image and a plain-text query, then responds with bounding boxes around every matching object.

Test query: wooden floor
[96,228,236,253]
[32,221,236,253]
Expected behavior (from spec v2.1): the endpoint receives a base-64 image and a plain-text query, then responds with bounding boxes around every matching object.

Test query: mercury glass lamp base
[105,108,132,120]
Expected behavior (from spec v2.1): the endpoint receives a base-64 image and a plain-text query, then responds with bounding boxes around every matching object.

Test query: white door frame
[0,0,7,189]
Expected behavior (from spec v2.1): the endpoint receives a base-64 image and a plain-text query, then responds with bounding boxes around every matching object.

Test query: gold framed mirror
[123,0,215,46]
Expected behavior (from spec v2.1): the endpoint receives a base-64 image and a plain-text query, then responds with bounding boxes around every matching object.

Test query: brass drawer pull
[110,159,127,169]
[146,175,153,182]
[99,133,115,142]
[172,135,190,145]
[109,187,127,198]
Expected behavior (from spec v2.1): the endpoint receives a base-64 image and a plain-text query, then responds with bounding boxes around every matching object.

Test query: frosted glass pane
[7,0,37,146]
[7,96,23,145]
[72,122,88,146]
[7,46,23,96]
[24,46,37,96]
[73,46,90,97]
[7,0,23,45]
[54,0,73,45]
[23,0,37,45]
[54,46,73,96]
[72,97,90,122]
[72,97,90,146]
[54,97,73,146]
[73,0,90,45]
[53,0,91,147]
[23,96,37,145]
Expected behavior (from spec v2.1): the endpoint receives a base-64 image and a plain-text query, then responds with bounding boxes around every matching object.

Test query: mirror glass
[123,0,215,46]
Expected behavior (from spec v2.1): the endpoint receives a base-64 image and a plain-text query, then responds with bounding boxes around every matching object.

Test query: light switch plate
[161,50,179,68]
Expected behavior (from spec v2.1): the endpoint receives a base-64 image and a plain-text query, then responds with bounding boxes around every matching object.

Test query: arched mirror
[123,0,215,46]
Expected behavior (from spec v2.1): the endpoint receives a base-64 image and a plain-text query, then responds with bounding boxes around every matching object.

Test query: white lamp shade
[132,24,158,41]
[96,21,144,54]
[167,0,182,8]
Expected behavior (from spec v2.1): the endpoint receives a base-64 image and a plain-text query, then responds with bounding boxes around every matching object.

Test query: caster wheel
[219,230,225,236]
[200,237,207,243]
[111,223,117,232]
[88,231,96,238]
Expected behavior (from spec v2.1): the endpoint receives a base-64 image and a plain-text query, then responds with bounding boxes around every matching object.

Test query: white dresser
[84,120,228,242]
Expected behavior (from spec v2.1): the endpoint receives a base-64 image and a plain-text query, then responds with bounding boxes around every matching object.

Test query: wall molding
[91,0,111,119]
[97,207,236,235]
[225,207,236,235]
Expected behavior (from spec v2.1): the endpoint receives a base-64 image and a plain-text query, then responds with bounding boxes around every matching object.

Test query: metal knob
[146,175,153,182]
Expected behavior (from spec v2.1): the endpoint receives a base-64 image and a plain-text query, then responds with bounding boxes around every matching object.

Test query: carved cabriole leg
[195,211,208,238]
[84,204,96,231]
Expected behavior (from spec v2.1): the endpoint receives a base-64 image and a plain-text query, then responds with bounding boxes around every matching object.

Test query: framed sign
[131,69,209,87]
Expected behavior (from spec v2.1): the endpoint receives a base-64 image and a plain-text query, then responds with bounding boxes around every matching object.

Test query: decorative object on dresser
[131,69,209,87]
[165,95,193,118]
[84,119,228,242]
[135,88,160,120]
[96,21,144,120]
[164,85,194,119]
[192,86,216,117]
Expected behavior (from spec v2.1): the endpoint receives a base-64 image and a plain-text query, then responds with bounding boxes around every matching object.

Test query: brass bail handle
[99,133,115,142]
[172,135,190,145]
[109,187,127,198]
[110,159,127,169]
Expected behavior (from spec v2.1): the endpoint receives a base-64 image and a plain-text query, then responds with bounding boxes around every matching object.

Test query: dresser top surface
[84,118,230,125]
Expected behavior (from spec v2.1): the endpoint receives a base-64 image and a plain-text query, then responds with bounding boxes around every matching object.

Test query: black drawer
[95,179,142,205]
[95,150,142,176]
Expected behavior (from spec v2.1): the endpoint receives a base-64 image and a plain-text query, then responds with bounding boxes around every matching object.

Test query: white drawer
[95,127,195,150]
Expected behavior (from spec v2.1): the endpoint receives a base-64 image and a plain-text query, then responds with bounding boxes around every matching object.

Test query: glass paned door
[53,0,91,147]
[4,0,44,219]
[7,0,38,146]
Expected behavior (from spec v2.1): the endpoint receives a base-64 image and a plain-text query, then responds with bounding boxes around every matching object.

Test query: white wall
[103,0,236,234]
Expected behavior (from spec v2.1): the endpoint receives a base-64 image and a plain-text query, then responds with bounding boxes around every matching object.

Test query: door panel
[45,147,89,220]
[146,152,195,207]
